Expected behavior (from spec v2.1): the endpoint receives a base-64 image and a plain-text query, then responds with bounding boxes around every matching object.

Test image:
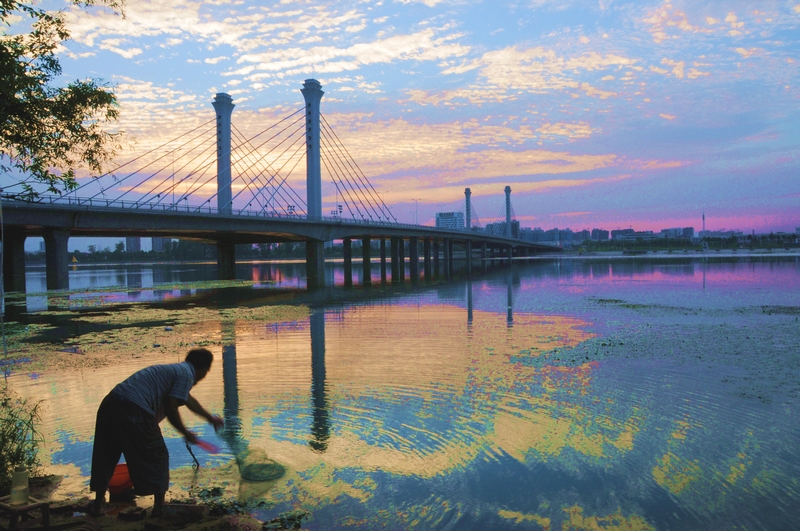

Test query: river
[4,253,800,530]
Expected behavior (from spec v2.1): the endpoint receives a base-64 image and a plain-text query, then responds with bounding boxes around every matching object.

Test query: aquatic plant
[0,388,42,494]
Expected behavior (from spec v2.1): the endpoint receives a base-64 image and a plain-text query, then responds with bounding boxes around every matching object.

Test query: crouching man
[89,348,224,516]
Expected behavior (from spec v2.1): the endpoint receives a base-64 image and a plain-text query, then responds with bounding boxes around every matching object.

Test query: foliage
[0,388,42,494]
[1,0,124,200]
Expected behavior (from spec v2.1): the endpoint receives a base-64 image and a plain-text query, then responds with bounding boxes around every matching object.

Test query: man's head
[185,348,214,382]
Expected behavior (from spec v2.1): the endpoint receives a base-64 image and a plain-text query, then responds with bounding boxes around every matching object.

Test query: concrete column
[212,93,235,215]
[445,238,453,279]
[306,240,326,289]
[343,238,352,286]
[397,239,405,281]
[390,237,400,283]
[466,240,473,275]
[465,188,471,232]
[301,79,324,220]
[423,238,431,280]
[481,242,488,273]
[507,245,513,263]
[504,185,512,237]
[2,231,26,292]
[44,229,70,290]
[217,240,236,280]
[361,237,371,284]
[380,239,387,282]
[433,240,440,277]
[409,237,419,282]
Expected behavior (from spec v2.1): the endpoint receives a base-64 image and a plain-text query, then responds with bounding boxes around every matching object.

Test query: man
[89,348,224,517]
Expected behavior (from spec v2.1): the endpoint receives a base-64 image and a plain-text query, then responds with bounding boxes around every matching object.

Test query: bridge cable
[88,124,217,204]
[56,118,216,200]
[214,114,306,214]
[318,137,368,221]
[319,128,383,222]
[231,124,308,215]
[320,120,386,222]
[179,108,306,213]
[135,130,218,207]
[319,147,359,221]
[230,129,305,214]
[320,114,397,223]
[229,122,307,215]
[319,118,383,222]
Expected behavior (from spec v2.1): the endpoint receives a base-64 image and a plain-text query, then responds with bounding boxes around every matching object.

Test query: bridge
[1,79,558,292]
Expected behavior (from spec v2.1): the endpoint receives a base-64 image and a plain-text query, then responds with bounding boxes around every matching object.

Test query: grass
[0,388,42,494]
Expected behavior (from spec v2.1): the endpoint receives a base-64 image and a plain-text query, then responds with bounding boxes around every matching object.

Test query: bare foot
[88,500,105,518]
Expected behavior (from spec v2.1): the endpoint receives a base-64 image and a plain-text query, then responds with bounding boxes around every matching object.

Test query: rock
[161,503,209,522]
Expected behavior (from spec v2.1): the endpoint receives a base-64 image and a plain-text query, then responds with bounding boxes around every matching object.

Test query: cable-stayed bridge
[2,79,557,291]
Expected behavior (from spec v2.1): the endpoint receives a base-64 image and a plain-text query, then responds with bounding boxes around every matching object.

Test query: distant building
[125,237,141,253]
[796,227,800,236]
[485,220,520,238]
[573,229,590,242]
[435,211,465,230]
[611,228,635,240]
[591,229,609,241]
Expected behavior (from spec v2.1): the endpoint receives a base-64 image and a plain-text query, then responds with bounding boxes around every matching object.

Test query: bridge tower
[301,79,324,220]
[301,79,326,288]
[504,186,512,237]
[465,188,472,231]
[212,93,235,216]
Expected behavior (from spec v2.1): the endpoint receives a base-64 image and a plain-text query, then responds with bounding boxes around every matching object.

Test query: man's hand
[184,431,199,445]
[210,415,224,432]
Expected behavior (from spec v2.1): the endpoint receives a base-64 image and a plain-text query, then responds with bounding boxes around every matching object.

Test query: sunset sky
[11,0,800,235]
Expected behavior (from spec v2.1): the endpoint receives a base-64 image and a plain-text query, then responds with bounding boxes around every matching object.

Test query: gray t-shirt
[111,361,196,422]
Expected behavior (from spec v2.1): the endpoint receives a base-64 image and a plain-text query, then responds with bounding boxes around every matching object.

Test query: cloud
[536,122,597,140]
[234,28,470,79]
[642,2,712,43]
[659,114,676,120]
[446,46,636,97]
[734,47,756,58]
[205,56,227,64]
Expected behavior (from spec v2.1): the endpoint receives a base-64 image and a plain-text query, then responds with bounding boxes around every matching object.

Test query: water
[5,254,800,530]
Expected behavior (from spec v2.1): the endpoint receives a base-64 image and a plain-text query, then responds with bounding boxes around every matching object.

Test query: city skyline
[6,0,800,238]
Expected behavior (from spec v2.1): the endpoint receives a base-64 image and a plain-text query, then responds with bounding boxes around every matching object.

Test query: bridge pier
[306,240,326,289]
[380,239,387,282]
[423,238,431,281]
[390,237,400,283]
[44,229,70,290]
[445,239,453,279]
[217,241,236,280]
[466,240,473,275]
[398,239,405,281]
[3,231,26,292]
[433,240,440,277]
[362,237,371,284]
[409,237,419,282]
[343,238,352,286]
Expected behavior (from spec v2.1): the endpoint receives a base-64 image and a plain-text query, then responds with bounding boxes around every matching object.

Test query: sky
[9,0,800,243]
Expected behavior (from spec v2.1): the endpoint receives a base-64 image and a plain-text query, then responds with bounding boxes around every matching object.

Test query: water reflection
[309,312,329,453]
[4,256,800,530]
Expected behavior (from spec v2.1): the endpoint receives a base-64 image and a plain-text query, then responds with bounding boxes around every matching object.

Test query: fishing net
[221,428,285,482]
[233,445,285,482]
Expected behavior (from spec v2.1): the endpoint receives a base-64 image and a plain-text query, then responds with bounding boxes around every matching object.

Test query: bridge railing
[6,194,560,246]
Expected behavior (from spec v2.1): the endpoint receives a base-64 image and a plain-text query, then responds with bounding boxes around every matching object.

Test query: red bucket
[109,463,133,494]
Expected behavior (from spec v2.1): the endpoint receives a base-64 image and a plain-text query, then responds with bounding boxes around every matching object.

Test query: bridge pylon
[212,93,235,216]
[301,79,325,288]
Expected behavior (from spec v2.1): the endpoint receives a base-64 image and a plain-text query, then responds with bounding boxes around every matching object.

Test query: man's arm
[186,394,224,431]
[164,396,198,444]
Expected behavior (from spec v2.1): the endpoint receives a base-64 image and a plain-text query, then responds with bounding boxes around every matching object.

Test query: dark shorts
[90,393,169,496]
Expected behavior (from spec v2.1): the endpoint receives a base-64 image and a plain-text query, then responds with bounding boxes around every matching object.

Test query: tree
[1,0,123,200]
